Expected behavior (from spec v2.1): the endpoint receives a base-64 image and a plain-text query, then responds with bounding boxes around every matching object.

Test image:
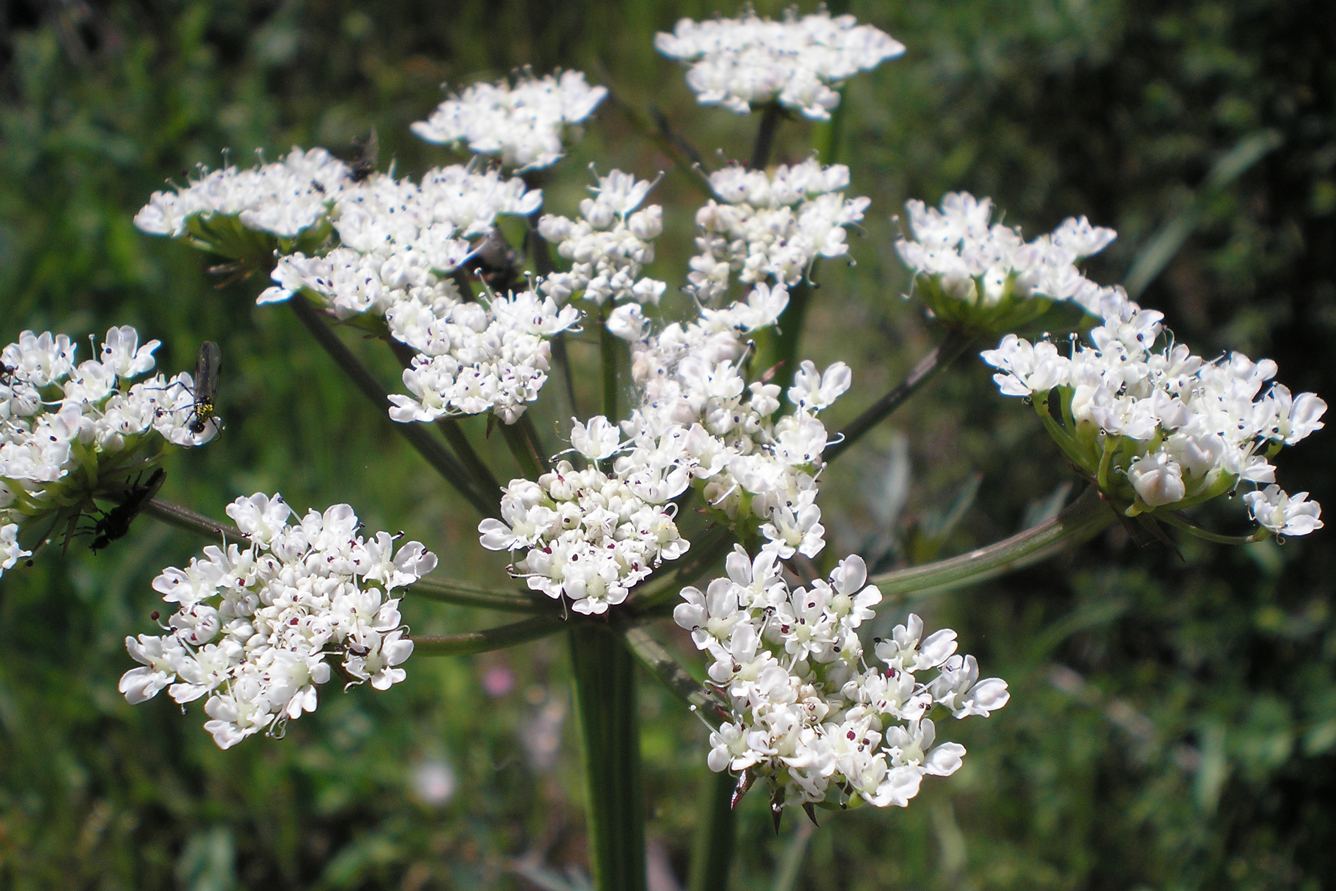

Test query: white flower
[412,70,607,170]
[136,147,350,239]
[679,554,1005,812]
[1244,485,1323,536]
[656,10,904,120]
[982,297,1325,532]
[690,161,869,302]
[1,522,29,578]
[537,168,667,307]
[120,495,435,748]
[896,191,1118,322]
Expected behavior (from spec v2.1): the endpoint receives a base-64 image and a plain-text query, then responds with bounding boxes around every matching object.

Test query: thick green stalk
[689,771,738,891]
[500,418,547,479]
[871,485,1115,597]
[288,295,494,516]
[827,330,976,462]
[749,103,782,171]
[569,625,646,891]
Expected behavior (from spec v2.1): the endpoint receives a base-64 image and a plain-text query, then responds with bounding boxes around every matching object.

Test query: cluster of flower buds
[982,298,1325,534]
[537,169,667,306]
[676,548,1007,810]
[120,494,436,748]
[479,442,689,615]
[895,191,1119,332]
[655,9,905,120]
[412,69,608,171]
[0,327,219,577]
[689,160,869,302]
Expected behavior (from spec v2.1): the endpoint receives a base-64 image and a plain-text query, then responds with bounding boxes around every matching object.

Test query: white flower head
[656,10,904,120]
[120,494,436,748]
[413,69,608,171]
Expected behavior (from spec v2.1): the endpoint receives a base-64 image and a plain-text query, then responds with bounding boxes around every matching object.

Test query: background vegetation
[1,0,1333,888]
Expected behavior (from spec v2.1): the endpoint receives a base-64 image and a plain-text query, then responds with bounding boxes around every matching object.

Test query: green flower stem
[569,625,647,891]
[689,770,738,891]
[288,295,494,517]
[1155,511,1265,545]
[143,497,244,542]
[500,417,547,480]
[750,103,783,171]
[385,340,503,498]
[413,615,564,656]
[408,577,552,613]
[827,330,976,462]
[870,485,1115,597]
[622,626,722,720]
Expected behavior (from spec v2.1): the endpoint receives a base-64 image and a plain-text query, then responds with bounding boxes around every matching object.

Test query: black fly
[90,468,167,553]
[188,341,222,435]
[349,129,379,183]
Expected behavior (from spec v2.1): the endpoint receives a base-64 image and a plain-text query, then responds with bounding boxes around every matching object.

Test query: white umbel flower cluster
[895,191,1119,330]
[656,10,905,120]
[135,147,352,241]
[479,448,689,615]
[982,298,1326,534]
[690,160,869,302]
[1,327,220,576]
[253,164,582,425]
[120,494,437,749]
[387,288,580,425]
[412,69,608,171]
[676,548,1007,810]
[622,283,849,559]
[537,169,668,306]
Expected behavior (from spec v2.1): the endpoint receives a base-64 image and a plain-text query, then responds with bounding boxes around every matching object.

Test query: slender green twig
[870,485,1115,597]
[408,577,552,613]
[623,626,723,719]
[826,330,976,462]
[1155,511,1266,545]
[143,497,243,542]
[288,295,494,516]
[413,615,565,656]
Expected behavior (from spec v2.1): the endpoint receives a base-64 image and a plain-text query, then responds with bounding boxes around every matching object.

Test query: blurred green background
[2,0,1334,888]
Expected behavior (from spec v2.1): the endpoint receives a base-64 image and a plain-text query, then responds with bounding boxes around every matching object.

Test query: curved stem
[1155,511,1265,545]
[408,577,552,613]
[143,497,243,542]
[412,615,564,656]
[827,330,976,462]
[870,486,1115,597]
[288,295,494,517]
[500,417,547,479]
